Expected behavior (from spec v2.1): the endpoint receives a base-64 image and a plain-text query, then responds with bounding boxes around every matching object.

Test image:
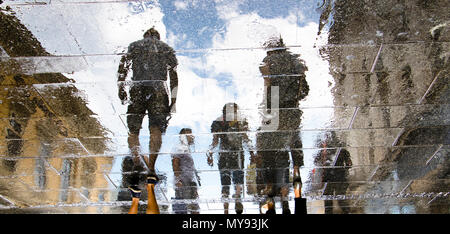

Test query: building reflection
[319,0,449,213]
[0,10,110,213]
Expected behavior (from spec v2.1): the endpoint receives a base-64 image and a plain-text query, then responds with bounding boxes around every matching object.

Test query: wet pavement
[0,0,448,214]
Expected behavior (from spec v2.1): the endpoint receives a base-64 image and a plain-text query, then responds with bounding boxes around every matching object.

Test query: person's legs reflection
[147,125,162,175]
[128,187,141,214]
[126,170,143,214]
[262,151,292,214]
[232,157,244,214]
[129,197,140,214]
[127,133,141,162]
[293,171,307,214]
[261,195,276,215]
[126,91,146,159]
[280,186,290,214]
[223,202,229,214]
[233,183,243,214]
[219,155,232,214]
[336,182,350,214]
[146,88,170,175]
[276,166,291,214]
[173,185,188,214]
[187,182,200,214]
[126,172,160,214]
[146,184,160,214]
[221,184,230,214]
[146,175,160,214]
[123,154,145,214]
[323,183,335,214]
[172,182,200,214]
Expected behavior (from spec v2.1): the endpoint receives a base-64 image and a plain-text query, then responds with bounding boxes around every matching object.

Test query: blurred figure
[256,36,309,214]
[171,128,200,214]
[117,27,178,180]
[314,133,353,214]
[207,103,255,214]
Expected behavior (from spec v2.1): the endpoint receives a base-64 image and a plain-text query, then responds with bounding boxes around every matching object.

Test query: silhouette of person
[117,27,178,187]
[171,128,200,214]
[314,133,353,214]
[207,103,255,214]
[255,36,309,214]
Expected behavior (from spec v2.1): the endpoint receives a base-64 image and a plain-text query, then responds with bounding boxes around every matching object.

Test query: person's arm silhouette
[117,53,131,105]
[207,135,218,167]
[167,48,178,113]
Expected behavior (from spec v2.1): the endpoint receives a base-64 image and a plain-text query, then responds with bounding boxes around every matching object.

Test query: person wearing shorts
[256,36,309,214]
[207,103,255,214]
[117,27,178,208]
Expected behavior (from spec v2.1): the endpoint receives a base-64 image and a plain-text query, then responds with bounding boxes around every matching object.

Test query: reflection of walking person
[207,103,255,214]
[322,148,352,214]
[256,36,309,214]
[314,134,353,214]
[171,128,200,214]
[117,27,178,213]
[117,27,178,177]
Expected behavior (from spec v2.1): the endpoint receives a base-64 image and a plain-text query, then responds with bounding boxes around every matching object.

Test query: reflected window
[59,159,72,202]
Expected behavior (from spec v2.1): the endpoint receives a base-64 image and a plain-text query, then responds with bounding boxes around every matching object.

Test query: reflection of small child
[171,128,200,214]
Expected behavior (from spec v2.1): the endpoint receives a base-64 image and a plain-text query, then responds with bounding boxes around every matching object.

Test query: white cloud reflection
[171,4,334,131]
